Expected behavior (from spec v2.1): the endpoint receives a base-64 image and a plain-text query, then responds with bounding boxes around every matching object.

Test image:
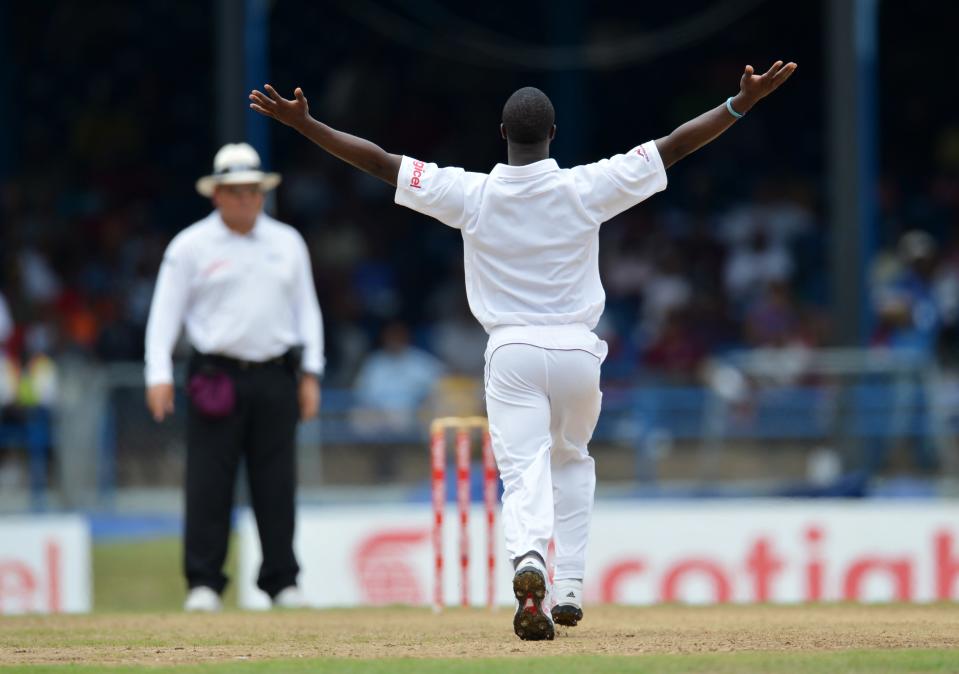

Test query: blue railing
[69,374,959,505]
[591,383,941,443]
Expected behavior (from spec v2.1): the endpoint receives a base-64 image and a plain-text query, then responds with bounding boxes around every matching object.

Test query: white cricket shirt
[144,211,324,386]
[394,141,667,358]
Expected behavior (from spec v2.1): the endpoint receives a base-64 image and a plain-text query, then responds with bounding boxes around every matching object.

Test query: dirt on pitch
[2,605,959,666]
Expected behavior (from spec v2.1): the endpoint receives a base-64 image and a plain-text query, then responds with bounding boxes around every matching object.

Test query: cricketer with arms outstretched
[251,59,796,641]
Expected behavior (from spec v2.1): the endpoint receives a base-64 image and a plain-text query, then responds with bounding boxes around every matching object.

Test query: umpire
[144,142,324,612]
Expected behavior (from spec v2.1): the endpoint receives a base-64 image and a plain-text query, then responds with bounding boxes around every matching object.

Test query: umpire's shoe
[551,578,584,627]
[512,554,554,641]
[184,586,222,612]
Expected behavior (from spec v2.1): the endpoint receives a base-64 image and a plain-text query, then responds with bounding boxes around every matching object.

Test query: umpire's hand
[147,383,175,422]
[299,373,321,421]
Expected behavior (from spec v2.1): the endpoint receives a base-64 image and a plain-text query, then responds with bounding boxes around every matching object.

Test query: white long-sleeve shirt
[394,141,667,359]
[144,211,324,386]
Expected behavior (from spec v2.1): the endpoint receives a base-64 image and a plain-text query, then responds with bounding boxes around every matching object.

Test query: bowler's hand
[298,374,321,421]
[249,85,311,131]
[732,60,797,114]
[146,383,175,423]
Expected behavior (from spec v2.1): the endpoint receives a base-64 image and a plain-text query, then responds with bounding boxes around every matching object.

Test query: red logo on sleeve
[410,159,426,189]
[635,146,649,161]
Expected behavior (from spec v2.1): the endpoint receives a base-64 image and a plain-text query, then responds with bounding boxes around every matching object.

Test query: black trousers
[184,354,300,598]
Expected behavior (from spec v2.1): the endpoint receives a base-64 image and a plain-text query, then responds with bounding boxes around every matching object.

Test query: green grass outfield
[92,537,237,612]
[3,650,959,674]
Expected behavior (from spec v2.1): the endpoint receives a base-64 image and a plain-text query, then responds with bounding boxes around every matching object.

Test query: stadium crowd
[2,2,959,485]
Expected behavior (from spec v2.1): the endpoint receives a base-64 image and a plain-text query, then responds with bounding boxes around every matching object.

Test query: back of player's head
[502,87,555,144]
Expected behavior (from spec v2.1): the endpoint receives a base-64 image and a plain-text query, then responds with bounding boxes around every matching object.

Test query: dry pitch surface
[2,604,959,668]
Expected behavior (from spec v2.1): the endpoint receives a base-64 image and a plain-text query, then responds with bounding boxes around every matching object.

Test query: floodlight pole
[244,0,271,173]
[827,0,879,345]
[0,0,12,180]
[546,0,587,166]
[215,0,273,208]
[216,0,244,148]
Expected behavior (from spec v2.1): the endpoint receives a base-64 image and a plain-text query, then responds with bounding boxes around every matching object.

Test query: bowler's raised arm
[250,85,403,186]
[654,60,797,169]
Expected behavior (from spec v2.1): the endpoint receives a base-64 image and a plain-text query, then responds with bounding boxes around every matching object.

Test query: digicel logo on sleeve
[410,160,426,189]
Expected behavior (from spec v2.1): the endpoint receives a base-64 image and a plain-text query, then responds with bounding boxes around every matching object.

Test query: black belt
[192,349,297,371]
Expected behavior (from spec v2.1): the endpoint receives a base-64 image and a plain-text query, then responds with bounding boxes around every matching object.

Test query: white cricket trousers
[485,343,601,581]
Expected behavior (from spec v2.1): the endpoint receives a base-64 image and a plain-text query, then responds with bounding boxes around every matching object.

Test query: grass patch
[3,650,959,673]
[93,537,237,612]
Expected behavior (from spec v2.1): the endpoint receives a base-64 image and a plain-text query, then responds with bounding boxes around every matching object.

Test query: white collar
[490,158,559,179]
[213,210,264,239]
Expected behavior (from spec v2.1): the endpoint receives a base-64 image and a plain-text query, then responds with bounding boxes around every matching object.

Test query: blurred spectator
[0,291,12,347]
[718,183,814,249]
[352,321,445,436]
[641,308,706,380]
[932,235,959,356]
[430,310,487,376]
[0,336,58,493]
[15,353,58,409]
[321,287,371,387]
[427,270,486,376]
[724,228,794,307]
[867,230,941,474]
[680,213,727,293]
[637,246,692,344]
[871,230,940,356]
[744,281,804,348]
[17,247,61,305]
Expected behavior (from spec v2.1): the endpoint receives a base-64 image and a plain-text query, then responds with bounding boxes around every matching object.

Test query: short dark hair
[502,87,555,144]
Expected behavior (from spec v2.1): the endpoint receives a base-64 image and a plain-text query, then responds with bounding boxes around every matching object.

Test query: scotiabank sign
[587,503,959,604]
[0,515,91,614]
[237,502,959,608]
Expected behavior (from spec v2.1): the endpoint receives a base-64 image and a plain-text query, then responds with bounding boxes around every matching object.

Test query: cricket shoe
[512,555,554,641]
[184,586,222,612]
[273,585,309,609]
[551,579,583,627]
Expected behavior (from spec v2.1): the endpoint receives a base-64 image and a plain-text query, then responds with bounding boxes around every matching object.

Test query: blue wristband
[726,96,744,119]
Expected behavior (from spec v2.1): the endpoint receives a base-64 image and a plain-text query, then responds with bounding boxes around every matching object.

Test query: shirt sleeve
[293,234,325,377]
[144,236,192,386]
[394,156,479,230]
[570,140,668,224]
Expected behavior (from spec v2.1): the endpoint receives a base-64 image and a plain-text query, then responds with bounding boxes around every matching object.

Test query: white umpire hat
[195,142,281,197]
